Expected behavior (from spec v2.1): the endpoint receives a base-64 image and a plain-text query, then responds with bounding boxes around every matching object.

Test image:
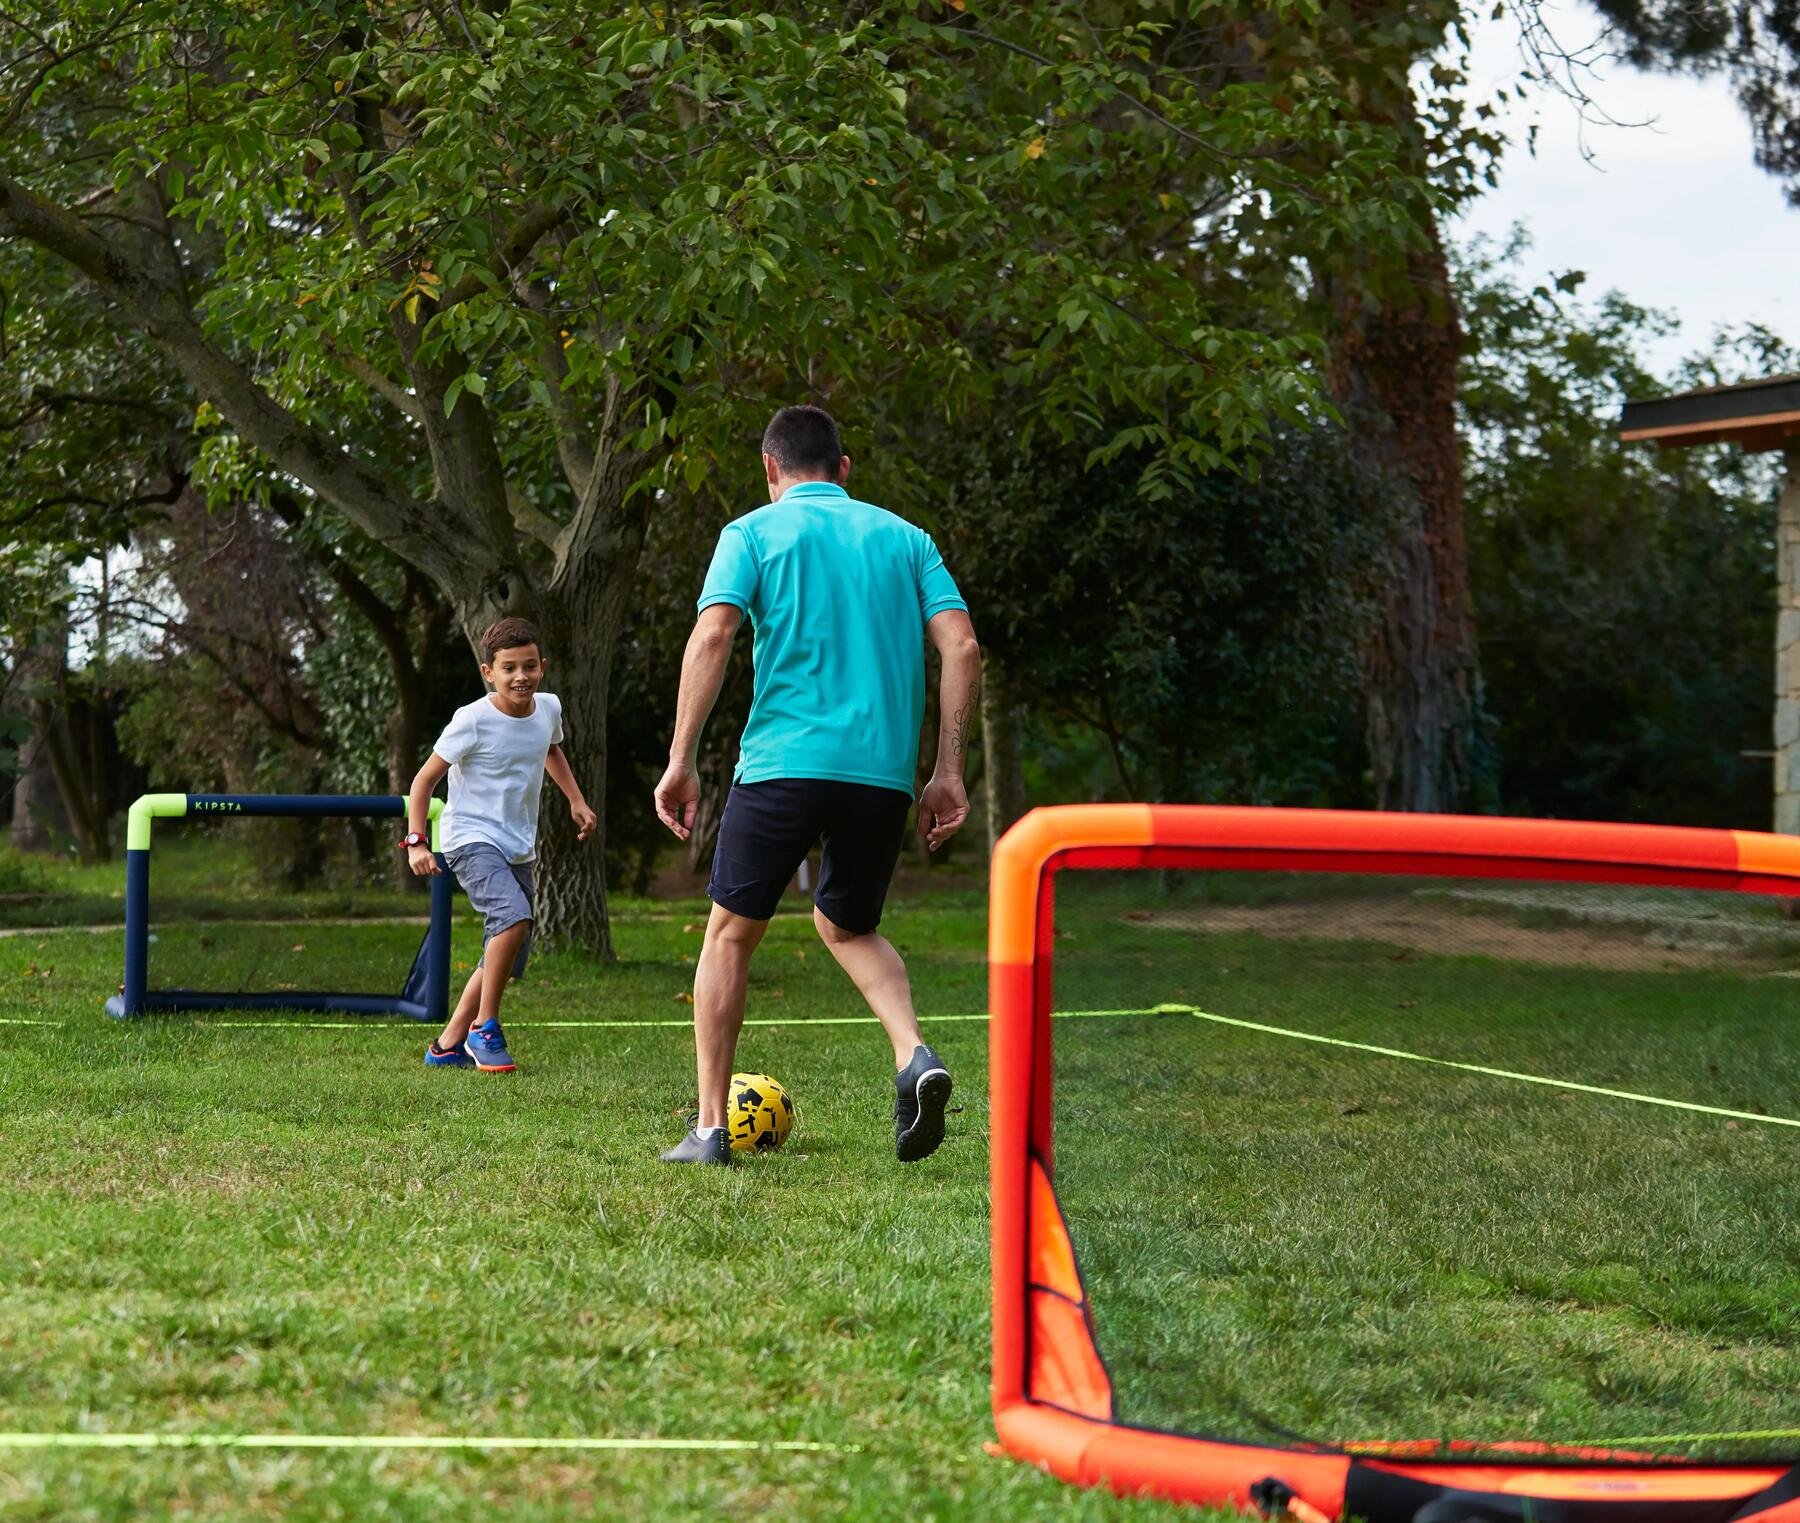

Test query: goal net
[989,807,1800,1523]
[106,793,454,1022]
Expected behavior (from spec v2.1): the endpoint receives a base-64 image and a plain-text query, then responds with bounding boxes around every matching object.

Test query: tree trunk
[513,562,639,957]
[10,728,68,852]
[1328,218,1483,813]
[983,654,1028,856]
[10,614,70,853]
[33,694,112,862]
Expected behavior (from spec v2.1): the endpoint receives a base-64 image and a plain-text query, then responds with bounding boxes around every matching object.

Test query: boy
[403,616,596,1071]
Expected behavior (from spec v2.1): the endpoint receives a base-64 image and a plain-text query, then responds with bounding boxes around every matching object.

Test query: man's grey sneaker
[660,1128,734,1166]
[894,1044,953,1163]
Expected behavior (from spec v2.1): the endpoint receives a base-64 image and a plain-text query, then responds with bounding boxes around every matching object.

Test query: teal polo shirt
[697,481,968,794]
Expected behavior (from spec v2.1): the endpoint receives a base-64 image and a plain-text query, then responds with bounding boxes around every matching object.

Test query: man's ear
[763,452,780,485]
[838,455,852,485]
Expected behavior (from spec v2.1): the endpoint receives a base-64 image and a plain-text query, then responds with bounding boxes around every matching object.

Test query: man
[652,404,982,1166]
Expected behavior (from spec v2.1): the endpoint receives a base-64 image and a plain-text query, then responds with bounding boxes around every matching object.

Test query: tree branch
[0,169,477,597]
[523,281,597,499]
[321,338,425,423]
[507,484,562,550]
[441,201,569,310]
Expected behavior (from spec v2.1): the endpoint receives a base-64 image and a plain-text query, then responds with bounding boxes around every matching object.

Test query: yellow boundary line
[21,1004,1799,1129]
[0,1431,857,1453]
[1166,1005,1800,1130]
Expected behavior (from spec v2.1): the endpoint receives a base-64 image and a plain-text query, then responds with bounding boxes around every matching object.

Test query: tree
[938,422,1392,810]
[2,2,1424,950]
[1300,1,1504,813]
[1459,233,1795,826]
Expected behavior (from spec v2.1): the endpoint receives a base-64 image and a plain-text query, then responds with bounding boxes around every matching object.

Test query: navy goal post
[105,793,452,1022]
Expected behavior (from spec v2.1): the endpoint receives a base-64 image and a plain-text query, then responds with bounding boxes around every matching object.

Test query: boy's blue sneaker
[424,1040,475,1069]
[464,1017,516,1073]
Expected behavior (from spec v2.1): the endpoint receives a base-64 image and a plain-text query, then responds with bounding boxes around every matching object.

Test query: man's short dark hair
[762,404,843,481]
[481,616,541,663]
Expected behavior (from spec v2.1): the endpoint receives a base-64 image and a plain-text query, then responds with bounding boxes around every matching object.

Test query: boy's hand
[407,844,440,877]
[917,773,969,852]
[571,800,598,841]
[653,760,700,841]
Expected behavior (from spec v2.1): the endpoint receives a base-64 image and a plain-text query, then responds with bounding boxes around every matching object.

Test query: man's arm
[653,603,744,840]
[405,753,450,877]
[919,608,980,851]
[545,744,597,840]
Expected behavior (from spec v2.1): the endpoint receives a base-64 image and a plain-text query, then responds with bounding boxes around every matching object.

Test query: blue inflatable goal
[106,793,453,1022]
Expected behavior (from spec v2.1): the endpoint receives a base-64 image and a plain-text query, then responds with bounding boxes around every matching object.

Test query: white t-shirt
[433,692,564,864]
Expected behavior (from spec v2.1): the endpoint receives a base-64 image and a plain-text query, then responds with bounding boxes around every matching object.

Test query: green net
[1047,869,1800,1462]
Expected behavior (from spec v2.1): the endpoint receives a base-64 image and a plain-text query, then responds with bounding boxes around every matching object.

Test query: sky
[1452,1,1796,378]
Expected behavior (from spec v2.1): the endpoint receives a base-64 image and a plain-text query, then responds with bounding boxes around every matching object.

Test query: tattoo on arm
[951,682,979,759]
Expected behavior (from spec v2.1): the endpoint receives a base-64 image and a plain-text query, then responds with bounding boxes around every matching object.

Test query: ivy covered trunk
[1331,218,1484,813]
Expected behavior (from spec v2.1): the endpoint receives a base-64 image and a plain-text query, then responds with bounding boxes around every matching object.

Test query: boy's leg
[436,965,484,1050]
[694,903,769,1128]
[477,918,532,1024]
[431,845,531,1070]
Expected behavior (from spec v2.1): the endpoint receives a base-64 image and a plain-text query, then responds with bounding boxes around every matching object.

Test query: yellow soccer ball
[727,1072,795,1153]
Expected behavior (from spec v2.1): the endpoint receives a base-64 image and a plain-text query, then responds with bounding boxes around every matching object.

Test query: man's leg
[694,902,769,1128]
[664,781,811,1162]
[812,905,924,1068]
[813,785,952,1162]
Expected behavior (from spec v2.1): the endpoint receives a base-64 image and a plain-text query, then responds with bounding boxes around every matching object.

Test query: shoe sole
[660,1144,735,1165]
[896,1069,952,1163]
[472,1059,516,1072]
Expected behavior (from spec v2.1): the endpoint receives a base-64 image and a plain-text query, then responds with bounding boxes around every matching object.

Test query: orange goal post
[987,805,1800,1523]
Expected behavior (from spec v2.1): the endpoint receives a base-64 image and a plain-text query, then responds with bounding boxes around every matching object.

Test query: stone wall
[1776,445,1800,834]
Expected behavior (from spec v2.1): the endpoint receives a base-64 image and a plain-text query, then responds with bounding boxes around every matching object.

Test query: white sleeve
[547,694,564,746]
[433,705,480,765]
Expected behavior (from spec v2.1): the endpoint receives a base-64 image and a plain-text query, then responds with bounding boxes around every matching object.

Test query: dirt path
[1135,898,1784,973]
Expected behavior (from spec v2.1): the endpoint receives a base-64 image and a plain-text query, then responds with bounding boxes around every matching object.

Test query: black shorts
[709,778,912,933]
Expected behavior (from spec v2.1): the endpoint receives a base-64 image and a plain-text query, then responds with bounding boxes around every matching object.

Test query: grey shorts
[446,842,534,977]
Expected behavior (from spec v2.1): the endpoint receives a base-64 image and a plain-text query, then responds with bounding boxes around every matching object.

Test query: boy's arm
[654,603,743,840]
[406,754,450,877]
[545,744,597,840]
[919,608,980,852]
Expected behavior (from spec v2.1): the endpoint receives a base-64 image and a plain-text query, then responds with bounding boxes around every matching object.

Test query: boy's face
[482,643,545,702]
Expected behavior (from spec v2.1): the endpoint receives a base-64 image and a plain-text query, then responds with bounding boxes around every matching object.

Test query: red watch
[398,832,429,849]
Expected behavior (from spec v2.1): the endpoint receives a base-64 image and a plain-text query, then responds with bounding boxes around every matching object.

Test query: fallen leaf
[682,923,698,934]
[291,943,305,952]
[674,991,694,1004]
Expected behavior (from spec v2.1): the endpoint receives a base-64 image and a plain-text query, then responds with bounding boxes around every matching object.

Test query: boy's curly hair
[481,616,542,663]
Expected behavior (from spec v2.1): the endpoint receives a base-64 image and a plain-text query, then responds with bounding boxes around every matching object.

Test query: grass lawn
[4,857,1798,1520]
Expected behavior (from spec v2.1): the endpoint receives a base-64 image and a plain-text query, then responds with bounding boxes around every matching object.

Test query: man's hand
[407,844,440,877]
[571,800,598,841]
[917,773,969,852]
[654,760,701,840]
